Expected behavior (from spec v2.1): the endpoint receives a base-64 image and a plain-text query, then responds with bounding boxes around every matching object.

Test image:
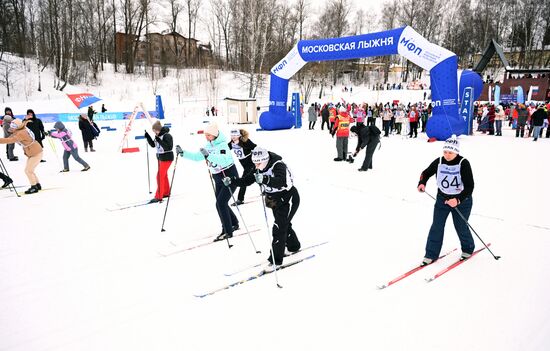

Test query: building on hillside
[472,39,550,102]
[115,31,211,67]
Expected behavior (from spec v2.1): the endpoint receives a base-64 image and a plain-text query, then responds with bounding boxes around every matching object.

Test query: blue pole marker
[261,26,461,140]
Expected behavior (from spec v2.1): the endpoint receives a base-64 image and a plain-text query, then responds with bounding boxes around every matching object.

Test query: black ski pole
[160,153,179,232]
[259,176,283,288]
[205,159,232,249]
[0,157,19,197]
[221,169,260,254]
[146,139,151,194]
[425,192,501,260]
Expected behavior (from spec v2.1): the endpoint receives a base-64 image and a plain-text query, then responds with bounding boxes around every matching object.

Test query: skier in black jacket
[417,136,475,266]
[222,147,301,268]
[227,128,257,206]
[350,124,381,172]
[145,120,174,203]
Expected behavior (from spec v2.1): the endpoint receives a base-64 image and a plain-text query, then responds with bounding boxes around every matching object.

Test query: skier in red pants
[145,120,174,203]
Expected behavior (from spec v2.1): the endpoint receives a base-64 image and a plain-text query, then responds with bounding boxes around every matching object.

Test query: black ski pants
[268,187,301,265]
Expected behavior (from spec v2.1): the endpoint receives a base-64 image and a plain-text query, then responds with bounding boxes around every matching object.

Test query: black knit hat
[4,107,12,114]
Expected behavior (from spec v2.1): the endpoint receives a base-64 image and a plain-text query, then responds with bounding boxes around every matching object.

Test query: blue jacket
[183,132,234,174]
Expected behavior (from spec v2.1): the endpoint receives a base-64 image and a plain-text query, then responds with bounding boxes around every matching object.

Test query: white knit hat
[442,135,460,154]
[204,122,219,137]
[251,147,269,164]
[230,129,241,137]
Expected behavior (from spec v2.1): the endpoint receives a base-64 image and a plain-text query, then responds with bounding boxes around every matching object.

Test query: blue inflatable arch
[260,26,464,141]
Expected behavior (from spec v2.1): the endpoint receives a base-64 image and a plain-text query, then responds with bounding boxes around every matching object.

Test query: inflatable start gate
[260,26,472,141]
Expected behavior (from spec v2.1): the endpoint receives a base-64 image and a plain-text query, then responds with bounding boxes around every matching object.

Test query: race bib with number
[436,158,464,195]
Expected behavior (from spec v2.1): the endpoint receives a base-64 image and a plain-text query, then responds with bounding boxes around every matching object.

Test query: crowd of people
[0,106,101,194]
[475,102,550,140]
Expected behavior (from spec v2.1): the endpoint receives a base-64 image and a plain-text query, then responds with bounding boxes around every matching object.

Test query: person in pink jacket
[48,121,90,172]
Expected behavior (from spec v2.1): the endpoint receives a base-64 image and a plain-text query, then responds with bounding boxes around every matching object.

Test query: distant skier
[417,136,475,266]
[145,120,174,203]
[227,128,257,206]
[222,147,301,269]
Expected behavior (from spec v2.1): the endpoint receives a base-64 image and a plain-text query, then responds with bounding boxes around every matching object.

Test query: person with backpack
[47,121,90,172]
[0,119,43,194]
[350,124,381,172]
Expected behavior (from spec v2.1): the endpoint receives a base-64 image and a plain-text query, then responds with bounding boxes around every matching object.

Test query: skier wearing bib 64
[417,136,475,266]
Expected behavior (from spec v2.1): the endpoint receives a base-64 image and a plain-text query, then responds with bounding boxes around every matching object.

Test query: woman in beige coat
[0,119,43,194]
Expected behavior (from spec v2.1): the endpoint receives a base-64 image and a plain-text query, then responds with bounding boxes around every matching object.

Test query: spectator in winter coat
[222,147,301,269]
[350,124,381,172]
[530,105,547,141]
[382,108,393,137]
[320,104,330,130]
[487,105,496,135]
[78,115,97,152]
[48,121,90,173]
[408,106,419,138]
[228,128,257,206]
[87,106,96,121]
[516,104,528,138]
[417,136,475,266]
[24,109,46,147]
[2,107,18,161]
[176,123,239,242]
[308,104,317,130]
[494,105,505,136]
[24,109,46,162]
[145,120,173,203]
[0,119,43,194]
[394,106,405,134]
[332,106,352,161]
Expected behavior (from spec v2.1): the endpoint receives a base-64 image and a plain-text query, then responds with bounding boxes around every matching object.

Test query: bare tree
[210,0,232,69]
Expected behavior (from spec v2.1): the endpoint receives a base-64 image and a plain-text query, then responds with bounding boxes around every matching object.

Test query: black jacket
[145,127,174,161]
[352,124,380,152]
[26,117,45,141]
[234,151,293,196]
[418,155,474,202]
[531,108,547,127]
[228,132,257,170]
[79,117,96,141]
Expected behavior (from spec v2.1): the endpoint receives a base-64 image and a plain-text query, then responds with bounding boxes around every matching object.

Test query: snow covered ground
[1,58,550,350]
[1,110,549,351]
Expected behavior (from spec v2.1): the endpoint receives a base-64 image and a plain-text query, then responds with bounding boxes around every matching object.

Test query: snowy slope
[1,57,550,351]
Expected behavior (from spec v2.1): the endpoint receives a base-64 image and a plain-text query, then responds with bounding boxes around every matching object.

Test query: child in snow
[144,120,174,203]
[0,119,43,194]
[227,128,257,206]
[417,136,475,266]
[48,121,90,172]
[176,123,239,241]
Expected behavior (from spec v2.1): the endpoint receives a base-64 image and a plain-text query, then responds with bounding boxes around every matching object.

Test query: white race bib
[436,158,464,195]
